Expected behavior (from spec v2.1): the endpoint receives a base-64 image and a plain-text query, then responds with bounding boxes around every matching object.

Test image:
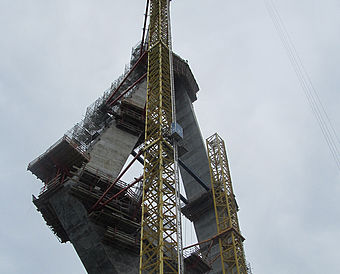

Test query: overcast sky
[0,0,339,273]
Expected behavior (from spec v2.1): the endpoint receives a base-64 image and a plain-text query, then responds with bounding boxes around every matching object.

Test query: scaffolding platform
[184,252,211,274]
[103,226,140,254]
[173,54,199,103]
[33,167,142,250]
[28,135,90,183]
[70,167,142,252]
[32,195,69,243]
[181,191,214,222]
[69,182,138,221]
[115,100,145,136]
[72,165,142,207]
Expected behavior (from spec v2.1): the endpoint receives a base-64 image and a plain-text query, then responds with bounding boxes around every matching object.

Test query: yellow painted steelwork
[139,0,178,273]
[206,133,247,274]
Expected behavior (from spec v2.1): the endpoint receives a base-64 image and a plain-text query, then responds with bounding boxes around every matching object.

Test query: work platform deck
[181,191,214,222]
[28,135,89,183]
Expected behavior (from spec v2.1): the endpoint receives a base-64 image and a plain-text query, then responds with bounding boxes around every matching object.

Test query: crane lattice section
[206,133,247,274]
[139,0,179,273]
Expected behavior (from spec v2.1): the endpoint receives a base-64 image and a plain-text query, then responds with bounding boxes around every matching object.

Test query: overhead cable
[264,0,340,171]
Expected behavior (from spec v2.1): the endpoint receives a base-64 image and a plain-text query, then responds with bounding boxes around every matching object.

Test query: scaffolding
[206,133,247,274]
[181,191,214,222]
[32,157,144,252]
[64,44,148,154]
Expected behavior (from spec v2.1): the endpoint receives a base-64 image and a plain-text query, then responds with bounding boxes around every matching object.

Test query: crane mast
[139,0,182,273]
[206,133,247,273]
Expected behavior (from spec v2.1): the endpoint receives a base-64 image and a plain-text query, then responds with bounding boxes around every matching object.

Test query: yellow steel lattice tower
[139,0,180,273]
[206,133,247,274]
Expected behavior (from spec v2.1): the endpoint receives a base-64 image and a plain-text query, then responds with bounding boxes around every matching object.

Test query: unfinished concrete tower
[28,2,248,273]
[28,45,225,273]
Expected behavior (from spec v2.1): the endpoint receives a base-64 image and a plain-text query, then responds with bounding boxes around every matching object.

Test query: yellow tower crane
[206,133,248,274]
[139,0,182,273]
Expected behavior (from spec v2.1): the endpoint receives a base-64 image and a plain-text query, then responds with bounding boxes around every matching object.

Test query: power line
[264,0,340,171]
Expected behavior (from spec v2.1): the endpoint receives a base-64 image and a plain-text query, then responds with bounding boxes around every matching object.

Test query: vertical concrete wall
[125,81,147,109]
[85,81,147,178]
[49,181,139,274]
[175,82,210,200]
[175,80,223,273]
[86,123,139,177]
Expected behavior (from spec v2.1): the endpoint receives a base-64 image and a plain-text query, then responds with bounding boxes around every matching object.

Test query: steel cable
[264,0,340,171]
